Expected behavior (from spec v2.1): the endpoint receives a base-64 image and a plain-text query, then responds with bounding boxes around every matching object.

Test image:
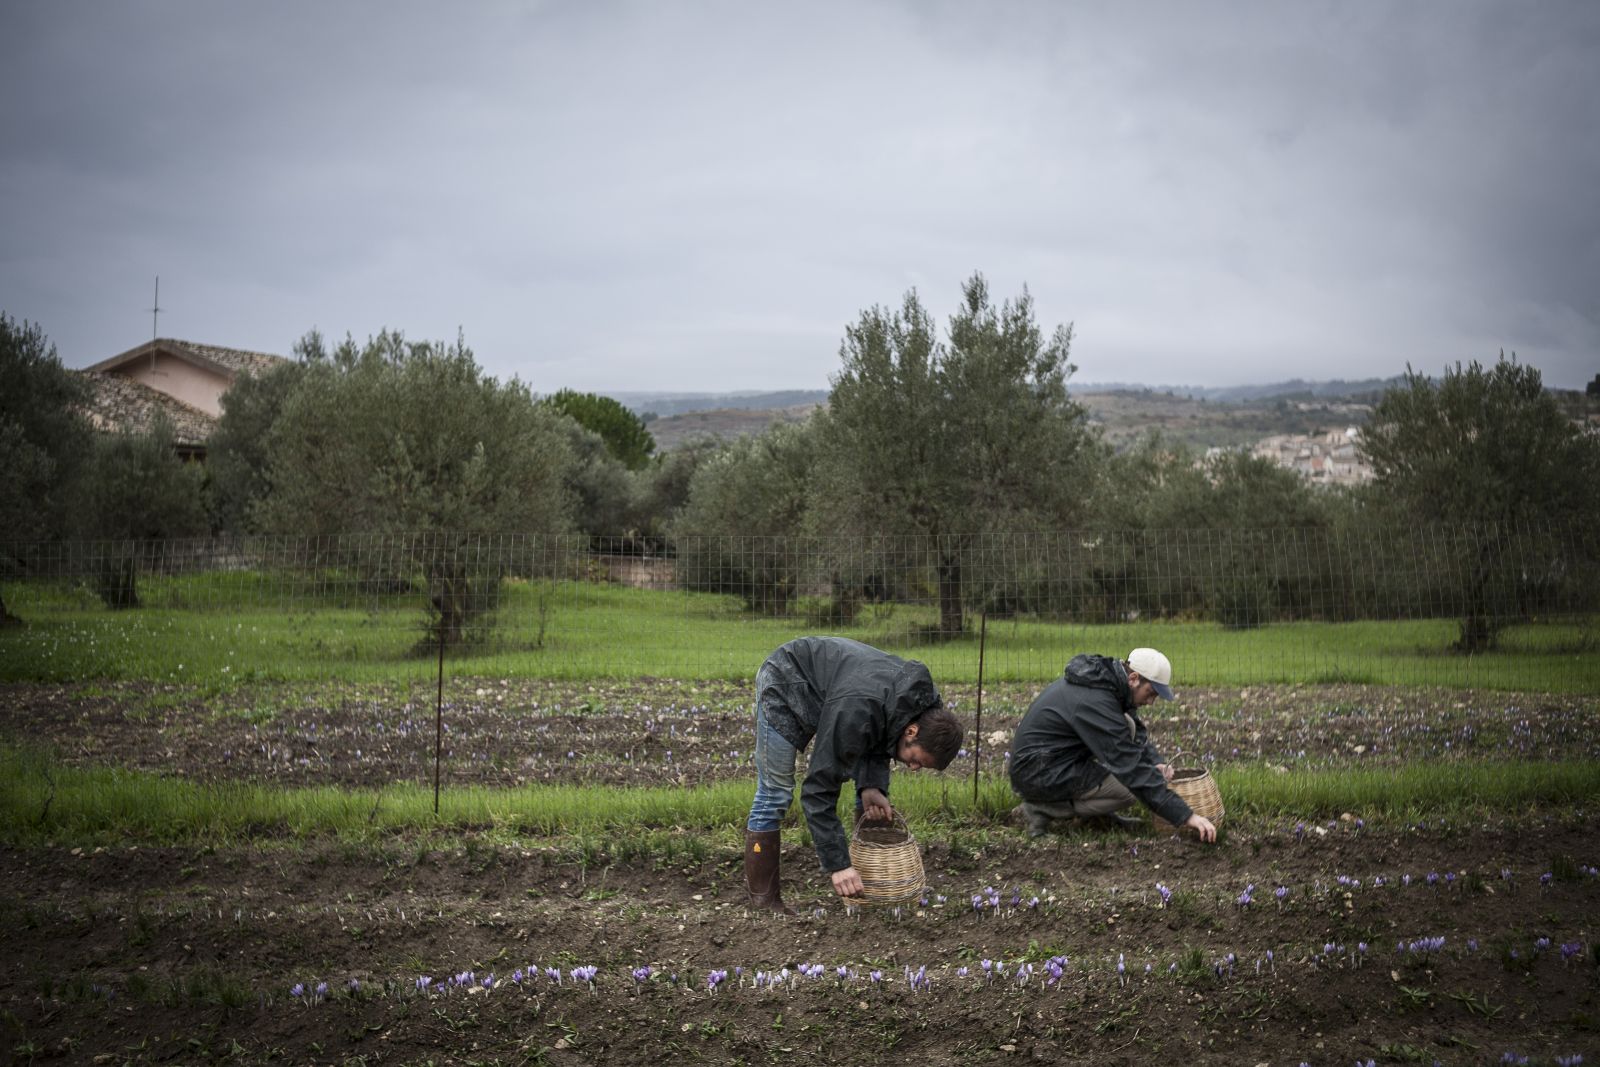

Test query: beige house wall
[115,351,233,417]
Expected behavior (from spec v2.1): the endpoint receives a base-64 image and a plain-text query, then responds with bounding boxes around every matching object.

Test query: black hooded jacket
[1007,654,1193,827]
[757,637,942,872]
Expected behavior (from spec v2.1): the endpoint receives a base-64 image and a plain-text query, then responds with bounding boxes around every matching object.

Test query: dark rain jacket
[757,636,942,873]
[1007,654,1193,828]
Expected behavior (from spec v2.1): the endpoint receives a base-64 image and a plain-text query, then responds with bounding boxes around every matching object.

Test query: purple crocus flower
[632,966,652,984]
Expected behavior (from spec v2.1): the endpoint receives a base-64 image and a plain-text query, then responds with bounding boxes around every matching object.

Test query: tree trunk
[937,550,964,638]
[1453,532,1502,654]
[97,554,140,610]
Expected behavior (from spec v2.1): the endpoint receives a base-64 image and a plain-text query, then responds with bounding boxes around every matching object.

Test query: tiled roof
[85,338,289,380]
[74,371,216,446]
[162,339,288,378]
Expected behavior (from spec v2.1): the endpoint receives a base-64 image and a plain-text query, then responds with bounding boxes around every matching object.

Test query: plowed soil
[2,678,1596,1066]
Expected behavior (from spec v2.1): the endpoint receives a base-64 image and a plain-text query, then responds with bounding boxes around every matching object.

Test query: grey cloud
[2,0,1595,392]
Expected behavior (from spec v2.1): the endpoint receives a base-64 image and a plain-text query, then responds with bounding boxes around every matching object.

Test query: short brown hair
[912,706,965,770]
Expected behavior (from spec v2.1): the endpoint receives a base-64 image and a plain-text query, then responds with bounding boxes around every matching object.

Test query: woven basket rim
[849,811,925,904]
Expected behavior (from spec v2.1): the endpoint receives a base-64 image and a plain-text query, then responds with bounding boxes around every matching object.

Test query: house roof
[74,371,216,446]
[84,338,289,380]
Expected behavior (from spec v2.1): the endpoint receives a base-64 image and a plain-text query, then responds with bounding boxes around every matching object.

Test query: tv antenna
[150,276,162,341]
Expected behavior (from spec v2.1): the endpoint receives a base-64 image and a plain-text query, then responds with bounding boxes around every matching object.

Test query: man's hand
[1185,813,1217,843]
[858,788,892,822]
[831,867,864,897]
[1156,763,1175,783]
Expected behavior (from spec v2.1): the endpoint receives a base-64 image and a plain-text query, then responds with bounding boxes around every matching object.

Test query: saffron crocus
[290,983,305,999]
[1236,884,1255,907]
[1275,886,1289,906]
[316,982,329,999]
[1156,882,1172,907]
[706,968,727,991]
[631,966,652,984]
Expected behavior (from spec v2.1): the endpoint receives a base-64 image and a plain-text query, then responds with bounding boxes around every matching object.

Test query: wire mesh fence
[2,523,1597,690]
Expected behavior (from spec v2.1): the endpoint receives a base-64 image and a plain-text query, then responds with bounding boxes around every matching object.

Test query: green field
[3,573,1596,691]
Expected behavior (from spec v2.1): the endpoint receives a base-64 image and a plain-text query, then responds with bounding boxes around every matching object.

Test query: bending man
[744,636,965,913]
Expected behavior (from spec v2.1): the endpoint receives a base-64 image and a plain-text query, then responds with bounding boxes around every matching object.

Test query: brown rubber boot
[744,829,796,915]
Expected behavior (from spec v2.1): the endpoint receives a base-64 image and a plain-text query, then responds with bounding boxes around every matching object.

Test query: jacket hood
[1063,653,1131,704]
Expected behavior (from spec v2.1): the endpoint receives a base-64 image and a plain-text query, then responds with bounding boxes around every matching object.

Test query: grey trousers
[1027,774,1137,818]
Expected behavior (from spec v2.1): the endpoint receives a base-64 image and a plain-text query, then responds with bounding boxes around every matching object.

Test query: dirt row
[3,817,1597,1065]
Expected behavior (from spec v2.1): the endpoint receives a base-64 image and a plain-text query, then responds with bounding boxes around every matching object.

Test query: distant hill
[1074,377,1405,402]
[610,390,829,418]
[610,379,1402,420]
[612,376,1596,458]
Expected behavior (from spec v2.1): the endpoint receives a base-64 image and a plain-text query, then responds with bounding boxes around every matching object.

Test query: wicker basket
[848,812,926,904]
[1153,767,1225,833]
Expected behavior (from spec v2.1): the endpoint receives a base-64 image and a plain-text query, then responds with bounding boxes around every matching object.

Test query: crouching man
[1008,647,1216,842]
[744,636,965,913]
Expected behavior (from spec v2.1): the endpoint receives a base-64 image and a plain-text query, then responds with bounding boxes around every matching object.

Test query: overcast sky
[4,1,1597,394]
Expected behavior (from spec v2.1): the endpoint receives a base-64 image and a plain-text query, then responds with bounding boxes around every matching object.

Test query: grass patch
[4,744,1597,849]
[3,577,1596,691]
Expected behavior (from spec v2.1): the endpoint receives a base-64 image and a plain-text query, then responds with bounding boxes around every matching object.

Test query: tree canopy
[810,273,1100,633]
[1358,356,1600,529]
[544,389,656,470]
[1358,356,1600,650]
[0,314,91,545]
[256,330,575,537]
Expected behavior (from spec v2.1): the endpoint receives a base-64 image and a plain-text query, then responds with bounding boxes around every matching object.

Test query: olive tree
[257,330,577,645]
[1358,356,1600,650]
[668,421,818,612]
[206,342,309,534]
[811,273,1100,636]
[0,315,93,622]
[74,415,210,608]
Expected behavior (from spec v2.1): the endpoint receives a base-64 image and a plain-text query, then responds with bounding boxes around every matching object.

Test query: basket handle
[853,809,909,835]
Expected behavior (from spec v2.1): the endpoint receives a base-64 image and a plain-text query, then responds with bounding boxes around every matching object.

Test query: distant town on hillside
[611,376,1600,487]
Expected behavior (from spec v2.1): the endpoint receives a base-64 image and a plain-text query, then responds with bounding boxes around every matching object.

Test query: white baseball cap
[1128,647,1174,700]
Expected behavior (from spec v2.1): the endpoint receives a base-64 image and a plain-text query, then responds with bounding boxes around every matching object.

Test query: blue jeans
[746,668,881,832]
[747,684,799,832]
